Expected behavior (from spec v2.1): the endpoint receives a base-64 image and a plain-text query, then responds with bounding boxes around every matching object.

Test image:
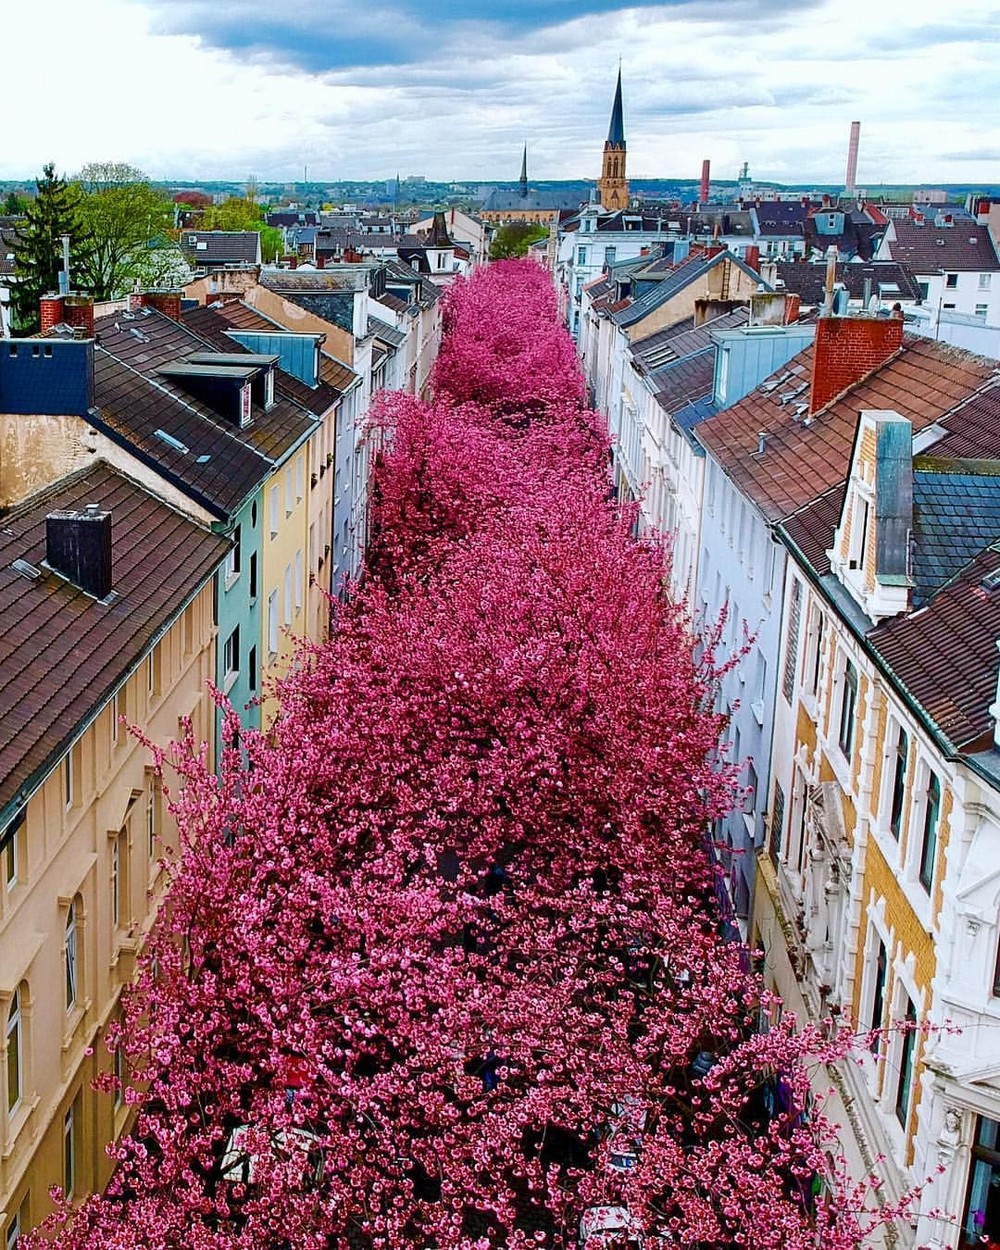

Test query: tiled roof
[883,220,1000,274]
[697,336,998,522]
[319,353,358,394]
[774,261,922,305]
[367,316,406,349]
[870,545,1000,751]
[90,310,317,516]
[929,385,1000,459]
[181,303,346,414]
[377,292,409,315]
[180,231,261,265]
[631,308,748,373]
[0,462,228,819]
[611,253,716,328]
[652,349,715,412]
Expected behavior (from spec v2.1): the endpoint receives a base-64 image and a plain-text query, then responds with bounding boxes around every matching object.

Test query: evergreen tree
[2,190,29,216]
[10,163,90,332]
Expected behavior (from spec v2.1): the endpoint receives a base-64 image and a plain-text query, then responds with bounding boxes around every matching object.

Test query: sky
[3,0,998,187]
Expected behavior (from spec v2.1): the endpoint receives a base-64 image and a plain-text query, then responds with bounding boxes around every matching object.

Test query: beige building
[0,458,227,1243]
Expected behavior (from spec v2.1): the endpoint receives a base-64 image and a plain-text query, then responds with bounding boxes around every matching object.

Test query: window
[868,938,887,1051]
[6,988,22,1114]
[889,726,908,839]
[223,626,240,691]
[113,1043,125,1113]
[3,810,23,892]
[894,997,917,1127]
[917,281,929,301]
[807,609,825,698]
[918,770,941,892]
[5,1203,19,1250]
[146,782,158,866]
[269,486,279,538]
[769,781,785,866]
[65,900,79,1010]
[249,552,258,602]
[782,580,802,704]
[64,1100,77,1199]
[64,751,74,810]
[248,646,258,693]
[267,591,279,656]
[849,492,871,571]
[294,551,303,612]
[962,1116,1000,1246]
[111,690,121,746]
[577,246,587,265]
[992,928,1000,998]
[147,646,161,698]
[945,273,958,289]
[111,828,129,930]
[224,525,241,586]
[838,658,858,759]
[979,273,992,290]
[975,303,989,319]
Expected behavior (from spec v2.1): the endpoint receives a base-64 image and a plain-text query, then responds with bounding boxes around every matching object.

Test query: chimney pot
[45,507,113,598]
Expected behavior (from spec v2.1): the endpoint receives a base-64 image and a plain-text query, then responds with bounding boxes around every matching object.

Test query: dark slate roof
[480,188,577,212]
[181,303,345,415]
[752,202,810,232]
[774,261,922,305]
[0,462,229,820]
[607,67,625,146]
[180,231,261,265]
[884,220,1000,274]
[681,212,755,238]
[651,348,715,412]
[672,394,718,444]
[89,310,317,518]
[266,211,319,228]
[909,460,1000,605]
[697,336,998,522]
[367,316,405,348]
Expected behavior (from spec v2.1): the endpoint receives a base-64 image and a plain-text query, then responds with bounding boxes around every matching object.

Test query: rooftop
[883,219,1000,274]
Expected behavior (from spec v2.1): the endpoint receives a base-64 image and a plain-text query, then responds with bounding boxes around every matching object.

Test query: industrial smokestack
[700,159,710,207]
[845,121,861,196]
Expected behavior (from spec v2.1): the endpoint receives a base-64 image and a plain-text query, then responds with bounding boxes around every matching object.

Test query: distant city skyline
[3,0,998,187]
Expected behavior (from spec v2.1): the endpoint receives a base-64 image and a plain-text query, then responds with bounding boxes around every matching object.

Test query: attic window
[981,568,1000,592]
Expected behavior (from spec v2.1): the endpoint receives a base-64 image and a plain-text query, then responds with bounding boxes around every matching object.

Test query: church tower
[597,68,628,211]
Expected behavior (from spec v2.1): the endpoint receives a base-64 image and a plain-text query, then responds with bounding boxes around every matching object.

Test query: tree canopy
[72,163,182,300]
[488,221,549,260]
[200,195,283,262]
[37,263,917,1250]
[10,163,91,332]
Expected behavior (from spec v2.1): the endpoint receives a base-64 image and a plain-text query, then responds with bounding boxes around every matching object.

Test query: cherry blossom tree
[38,262,919,1250]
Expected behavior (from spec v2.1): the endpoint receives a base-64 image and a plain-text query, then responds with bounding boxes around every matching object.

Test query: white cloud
[1,0,997,186]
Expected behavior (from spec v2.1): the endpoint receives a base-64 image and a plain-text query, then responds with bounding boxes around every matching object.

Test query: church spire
[598,68,629,211]
[519,144,528,198]
[607,66,625,148]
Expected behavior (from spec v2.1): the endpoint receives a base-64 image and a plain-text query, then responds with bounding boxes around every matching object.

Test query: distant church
[597,68,629,211]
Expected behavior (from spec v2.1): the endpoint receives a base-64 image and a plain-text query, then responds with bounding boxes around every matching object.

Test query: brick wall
[809,316,903,415]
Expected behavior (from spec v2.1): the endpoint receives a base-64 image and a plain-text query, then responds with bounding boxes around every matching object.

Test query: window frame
[65,900,78,1012]
[6,988,22,1115]
[838,656,859,760]
[917,769,941,893]
[222,626,240,692]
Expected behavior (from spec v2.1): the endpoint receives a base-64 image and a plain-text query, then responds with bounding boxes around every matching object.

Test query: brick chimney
[63,295,95,337]
[809,316,903,415]
[45,504,113,598]
[744,244,760,273]
[129,291,182,321]
[40,294,65,332]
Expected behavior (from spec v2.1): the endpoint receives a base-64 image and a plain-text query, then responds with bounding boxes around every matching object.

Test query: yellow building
[0,461,227,1243]
[758,393,1000,1248]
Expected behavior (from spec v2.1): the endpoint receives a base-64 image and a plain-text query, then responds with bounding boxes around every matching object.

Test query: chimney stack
[40,294,65,333]
[129,291,183,321]
[845,121,861,196]
[45,505,113,598]
[63,295,95,338]
[809,315,903,416]
[700,159,711,207]
[822,245,839,316]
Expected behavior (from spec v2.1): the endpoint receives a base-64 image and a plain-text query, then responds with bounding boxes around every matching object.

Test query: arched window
[65,901,78,1010]
[6,989,21,1113]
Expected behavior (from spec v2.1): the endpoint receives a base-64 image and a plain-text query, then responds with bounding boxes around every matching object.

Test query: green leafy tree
[10,163,90,333]
[201,195,283,262]
[2,190,29,216]
[488,221,548,261]
[73,163,180,301]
